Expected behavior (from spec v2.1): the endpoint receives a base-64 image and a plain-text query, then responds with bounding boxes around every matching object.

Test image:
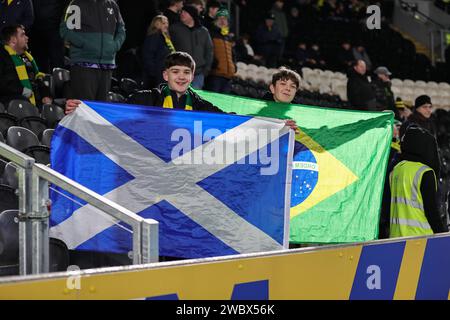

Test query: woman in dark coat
[142,15,176,89]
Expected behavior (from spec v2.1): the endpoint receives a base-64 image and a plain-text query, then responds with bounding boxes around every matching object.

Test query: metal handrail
[0,141,159,275]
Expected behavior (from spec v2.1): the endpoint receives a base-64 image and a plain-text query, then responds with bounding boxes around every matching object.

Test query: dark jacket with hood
[169,17,213,76]
[400,111,437,140]
[60,0,126,65]
[379,125,447,238]
[127,85,223,113]
[371,77,396,113]
[346,68,376,111]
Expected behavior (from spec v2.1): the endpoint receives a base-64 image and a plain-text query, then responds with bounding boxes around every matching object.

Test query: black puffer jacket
[127,86,223,113]
[346,69,376,111]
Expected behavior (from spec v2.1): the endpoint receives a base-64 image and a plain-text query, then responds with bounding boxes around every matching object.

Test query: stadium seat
[0,209,19,264]
[236,61,248,72]
[7,100,48,137]
[0,102,5,113]
[25,145,50,165]
[6,126,40,152]
[2,162,17,189]
[42,73,55,98]
[7,100,38,118]
[0,184,18,213]
[52,68,70,98]
[49,238,70,272]
[41,104,65,128]
[41,129,54,148]
[106,92,126,103]
[119,78,139,96]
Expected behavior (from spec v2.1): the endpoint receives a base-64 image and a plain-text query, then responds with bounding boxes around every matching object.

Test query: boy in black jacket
[66,51,222,113]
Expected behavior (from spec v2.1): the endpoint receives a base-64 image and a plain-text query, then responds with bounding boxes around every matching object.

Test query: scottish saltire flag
[197,90,394,243]
[49,101,294,258]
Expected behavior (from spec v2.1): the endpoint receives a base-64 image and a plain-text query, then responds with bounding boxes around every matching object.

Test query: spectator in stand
[271,0,289,62]
[400,95,437,138]
[346,59,376,111]
[395,97,412,122]
[0,0,34,32]
[295,41,309,68]
[371,66,396,114]
[286,6,300,57]
[352,44,372,71]
[203,0,221,30]
[235,33,265,66]
[254,12,282,68]
[142,15,175,89]
[0,24,51,107]
[29,0,69,73]
[308,43,326,68]
[170,5,213,89]
[60,0,126,101]
[163,0,184,26]
[185,0,205,16]
[205,8,236,94]
[337,41,353,71]
[389,125,447,238]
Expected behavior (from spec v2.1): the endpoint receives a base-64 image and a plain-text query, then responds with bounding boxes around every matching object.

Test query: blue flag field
[49,101,294,259]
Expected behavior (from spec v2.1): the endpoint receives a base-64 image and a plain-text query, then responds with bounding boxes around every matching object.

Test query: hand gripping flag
[196,91,394,243]
[49,101,294,258]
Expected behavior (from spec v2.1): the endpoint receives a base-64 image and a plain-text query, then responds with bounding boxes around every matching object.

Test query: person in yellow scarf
[142,15,176,89]
[0,24,51,107]
[205,8,236,94]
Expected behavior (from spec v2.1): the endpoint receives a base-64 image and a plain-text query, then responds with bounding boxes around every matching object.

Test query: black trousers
[69,66,112,101]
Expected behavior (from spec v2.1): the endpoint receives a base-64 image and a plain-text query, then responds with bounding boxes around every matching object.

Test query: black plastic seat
[0,209,19,264]
[41,128,54,147]
[0,184,18,212]
[2,162,18,189]
[0,113,18,137]
[7,100,39,118]
[49,238,70,272]
[52,67,70,98]
[24,145,50,165]
[106,92,126,103]
[119,78,139,96]
[41,104,65,128]
[6,126,40,153]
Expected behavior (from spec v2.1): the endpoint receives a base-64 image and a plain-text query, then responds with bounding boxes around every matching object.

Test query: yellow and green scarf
[162,85,193,111]
[6,0,14,5]
[220,27,229,36]
[4,45,44,106]
[163,33,176,53]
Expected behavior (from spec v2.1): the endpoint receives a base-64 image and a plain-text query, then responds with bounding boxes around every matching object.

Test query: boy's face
[270,79,298,103]
[163,66,194,95]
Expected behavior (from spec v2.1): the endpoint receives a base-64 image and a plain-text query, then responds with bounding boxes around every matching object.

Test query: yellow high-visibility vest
[389,160,436,238]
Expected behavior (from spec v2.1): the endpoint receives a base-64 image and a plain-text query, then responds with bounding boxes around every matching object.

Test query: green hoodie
[60,0,126,65]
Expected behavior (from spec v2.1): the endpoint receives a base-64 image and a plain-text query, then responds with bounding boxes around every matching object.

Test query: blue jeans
[191,73,205,89]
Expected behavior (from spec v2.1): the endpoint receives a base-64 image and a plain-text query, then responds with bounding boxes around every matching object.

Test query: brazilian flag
[197,90,393,243]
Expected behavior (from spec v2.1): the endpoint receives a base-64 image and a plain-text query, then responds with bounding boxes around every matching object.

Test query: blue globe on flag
[291,141,319,207]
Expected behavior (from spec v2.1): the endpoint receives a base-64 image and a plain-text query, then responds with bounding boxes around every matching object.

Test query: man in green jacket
[60,0,126,101]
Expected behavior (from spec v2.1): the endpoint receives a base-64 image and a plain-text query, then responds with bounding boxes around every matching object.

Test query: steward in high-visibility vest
[389,125,448,238]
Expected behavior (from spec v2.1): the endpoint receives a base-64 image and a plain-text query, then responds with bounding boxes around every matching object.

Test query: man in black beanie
[400,94,436,139]
[389,125,447,238]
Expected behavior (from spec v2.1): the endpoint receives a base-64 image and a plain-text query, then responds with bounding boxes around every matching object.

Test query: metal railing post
[141,219,159,263]
[17,159,34,275]
[30,171,50,274]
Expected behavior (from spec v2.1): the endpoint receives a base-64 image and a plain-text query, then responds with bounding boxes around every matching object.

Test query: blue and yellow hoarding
[0,233,449,300]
